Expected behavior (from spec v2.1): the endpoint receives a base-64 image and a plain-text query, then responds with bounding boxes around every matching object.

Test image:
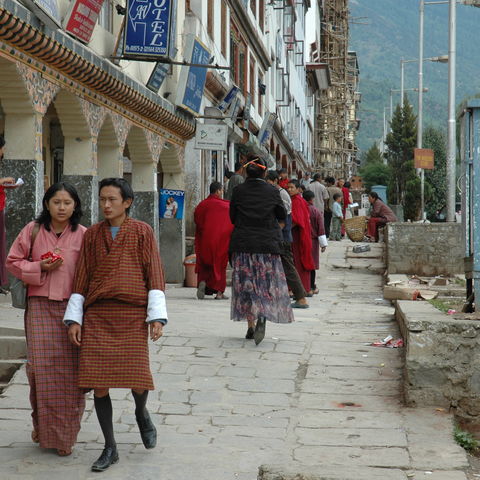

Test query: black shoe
[91,446,119,472]
[136,409,157,449]
[254,316,266,345]
[245,327,254,339]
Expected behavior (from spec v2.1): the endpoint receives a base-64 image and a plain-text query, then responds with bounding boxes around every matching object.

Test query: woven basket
[344,215,367,242]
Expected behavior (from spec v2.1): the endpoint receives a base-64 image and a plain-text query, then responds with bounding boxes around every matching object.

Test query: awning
[306,63,331,91]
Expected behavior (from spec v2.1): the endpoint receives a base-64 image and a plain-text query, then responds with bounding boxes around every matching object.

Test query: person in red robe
[341,180,352,236]
[303,190,327,296]
[367,192,398,241]
[194,181,233,300]
[287,179,315,302]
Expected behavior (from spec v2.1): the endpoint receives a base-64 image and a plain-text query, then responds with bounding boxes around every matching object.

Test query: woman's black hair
[35,182,83,231]
[369,191,380,201]
[99,177,134,213]
[245,155,266,179]
[303,190,315,202]
[344,181,351,188]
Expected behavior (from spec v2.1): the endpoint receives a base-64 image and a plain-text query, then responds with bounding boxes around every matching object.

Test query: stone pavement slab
[0,241,470,479]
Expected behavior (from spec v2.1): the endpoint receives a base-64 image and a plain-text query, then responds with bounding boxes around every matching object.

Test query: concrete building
[0,0,327,282]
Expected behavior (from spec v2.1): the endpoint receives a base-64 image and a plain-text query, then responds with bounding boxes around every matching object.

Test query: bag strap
[28,223,41,260]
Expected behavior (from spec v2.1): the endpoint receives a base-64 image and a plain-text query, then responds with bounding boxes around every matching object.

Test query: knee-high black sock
[132,390,148,415]
[94,394,116,448]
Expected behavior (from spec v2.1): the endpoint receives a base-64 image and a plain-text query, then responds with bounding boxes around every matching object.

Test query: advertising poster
[159,189,184,219]
[64,0,105,43]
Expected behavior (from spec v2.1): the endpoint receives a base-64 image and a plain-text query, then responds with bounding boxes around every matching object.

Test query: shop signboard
[23,0,61,28]
[176,36,211,115]
[218,85,239,112]
[194,124,228,151]
[124,0,176,58]
[64,0,105,43]
[258,112,277,146]
[146,62,170,92]
[414,148,434,169]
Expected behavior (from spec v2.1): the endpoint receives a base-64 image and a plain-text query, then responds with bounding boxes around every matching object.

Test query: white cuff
[147,290,168,323]
[319,235,328,248]
[63,293,85,326]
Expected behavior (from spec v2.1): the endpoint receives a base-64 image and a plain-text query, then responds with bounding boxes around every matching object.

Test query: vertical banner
[124,0,176,58]
[159,189,185,219]
[176,35,211,115]
[64,0,105,43]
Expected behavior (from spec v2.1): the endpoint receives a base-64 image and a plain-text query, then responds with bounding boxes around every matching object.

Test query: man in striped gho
[64,177,167,472]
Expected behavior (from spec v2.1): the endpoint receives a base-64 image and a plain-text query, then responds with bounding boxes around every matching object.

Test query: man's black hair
[266,170,279,182]
[303,190,315,202]
[333,193,342,201]
[99,177,134,213]
[234,161,243,172]
[209,181,223,194]
[313,173,322,182]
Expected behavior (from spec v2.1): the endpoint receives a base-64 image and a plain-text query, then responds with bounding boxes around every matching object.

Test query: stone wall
[386,223,463,276]
[396,300,480,423]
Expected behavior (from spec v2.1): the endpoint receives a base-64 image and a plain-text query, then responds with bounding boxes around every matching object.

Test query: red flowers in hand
[40,251,63,262]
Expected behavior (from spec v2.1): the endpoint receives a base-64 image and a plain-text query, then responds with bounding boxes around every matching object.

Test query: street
[0,241,469,480]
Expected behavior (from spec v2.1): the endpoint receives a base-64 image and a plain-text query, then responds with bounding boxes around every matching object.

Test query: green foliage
[362,143,384,166]
[424,127,447,221]
[428,299,458,314]
[360,161,391,192]
[385,98,418,215]
[454,426,479,452]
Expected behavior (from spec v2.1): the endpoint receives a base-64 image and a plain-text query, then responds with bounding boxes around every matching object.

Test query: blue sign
[218,86,239,112]
[159,189,184,220]
[147,62,170,92]
[177,38,211,115]
[124,0,175,58]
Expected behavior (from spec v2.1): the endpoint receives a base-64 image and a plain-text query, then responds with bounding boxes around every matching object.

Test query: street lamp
[419,0,480,222]
[400,56,447,107]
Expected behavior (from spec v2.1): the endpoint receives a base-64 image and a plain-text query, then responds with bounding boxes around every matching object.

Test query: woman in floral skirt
[229,156,294,345]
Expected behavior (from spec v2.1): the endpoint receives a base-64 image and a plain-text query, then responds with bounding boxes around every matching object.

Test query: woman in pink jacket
[7,182,86,457]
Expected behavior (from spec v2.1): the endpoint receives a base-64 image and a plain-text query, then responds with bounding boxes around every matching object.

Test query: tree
[362,143,384,166]
[384,96,419,219]
[423,126,447,220]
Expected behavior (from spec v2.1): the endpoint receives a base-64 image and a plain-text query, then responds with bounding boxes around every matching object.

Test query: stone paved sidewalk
[0,241,469,479]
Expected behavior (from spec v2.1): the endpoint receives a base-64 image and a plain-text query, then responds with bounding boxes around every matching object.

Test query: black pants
[280,242,306,301]
[324,210,332,238]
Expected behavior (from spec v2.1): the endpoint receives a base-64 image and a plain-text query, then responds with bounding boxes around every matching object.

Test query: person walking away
[330,193,343,241]
[300,172,311,189]
[307,173,329,218]
[366,192,398,242]
[266,170,309,308]
[287,179,315,303]
[324,177,342,238]
[194,181,233,300]
[229,156,293,345]
[224,161,244,200]
[64,177,167,472]
[0,135,20,292]
[6,182,86,457]
[303,190,327,296]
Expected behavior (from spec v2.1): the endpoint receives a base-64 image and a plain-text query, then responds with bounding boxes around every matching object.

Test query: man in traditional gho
[64,177,167,472]
[194,181,233,300]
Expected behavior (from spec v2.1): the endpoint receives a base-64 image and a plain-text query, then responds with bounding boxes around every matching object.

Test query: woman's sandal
[57,448,72,456]
[31,430,39,443]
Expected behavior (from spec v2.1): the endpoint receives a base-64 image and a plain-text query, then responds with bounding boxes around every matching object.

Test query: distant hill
[349,0,480,155]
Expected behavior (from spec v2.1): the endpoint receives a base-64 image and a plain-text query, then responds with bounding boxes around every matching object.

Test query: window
[221,2,227,57]
[207,0,214,39]
[259,0,265,32]
[98,0,113,33]
[230,24,247,94]
[250,0,256,17]
[249,57,256,109]
[258,71,264,116]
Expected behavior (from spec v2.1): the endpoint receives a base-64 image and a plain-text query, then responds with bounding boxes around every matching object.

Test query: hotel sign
[124,0,176,58]
[414,148,434,170]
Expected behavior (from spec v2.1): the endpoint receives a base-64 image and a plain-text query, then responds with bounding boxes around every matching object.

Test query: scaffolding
[313,0,359,179]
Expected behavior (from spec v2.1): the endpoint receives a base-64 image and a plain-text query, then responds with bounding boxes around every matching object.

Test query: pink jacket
[6,221,86,301]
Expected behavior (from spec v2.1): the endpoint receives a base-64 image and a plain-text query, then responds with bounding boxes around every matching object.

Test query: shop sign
[176,36,211,115]
[159,189,184,219]
[414,148,434,169]
[243,93,252,128]
[64,0,105,43]
[23,0,61,28]
[146,62,170,92]
[258,113,277,146]
[124,0,176,58]
[194,124,228,151]
[218,85,239,112]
